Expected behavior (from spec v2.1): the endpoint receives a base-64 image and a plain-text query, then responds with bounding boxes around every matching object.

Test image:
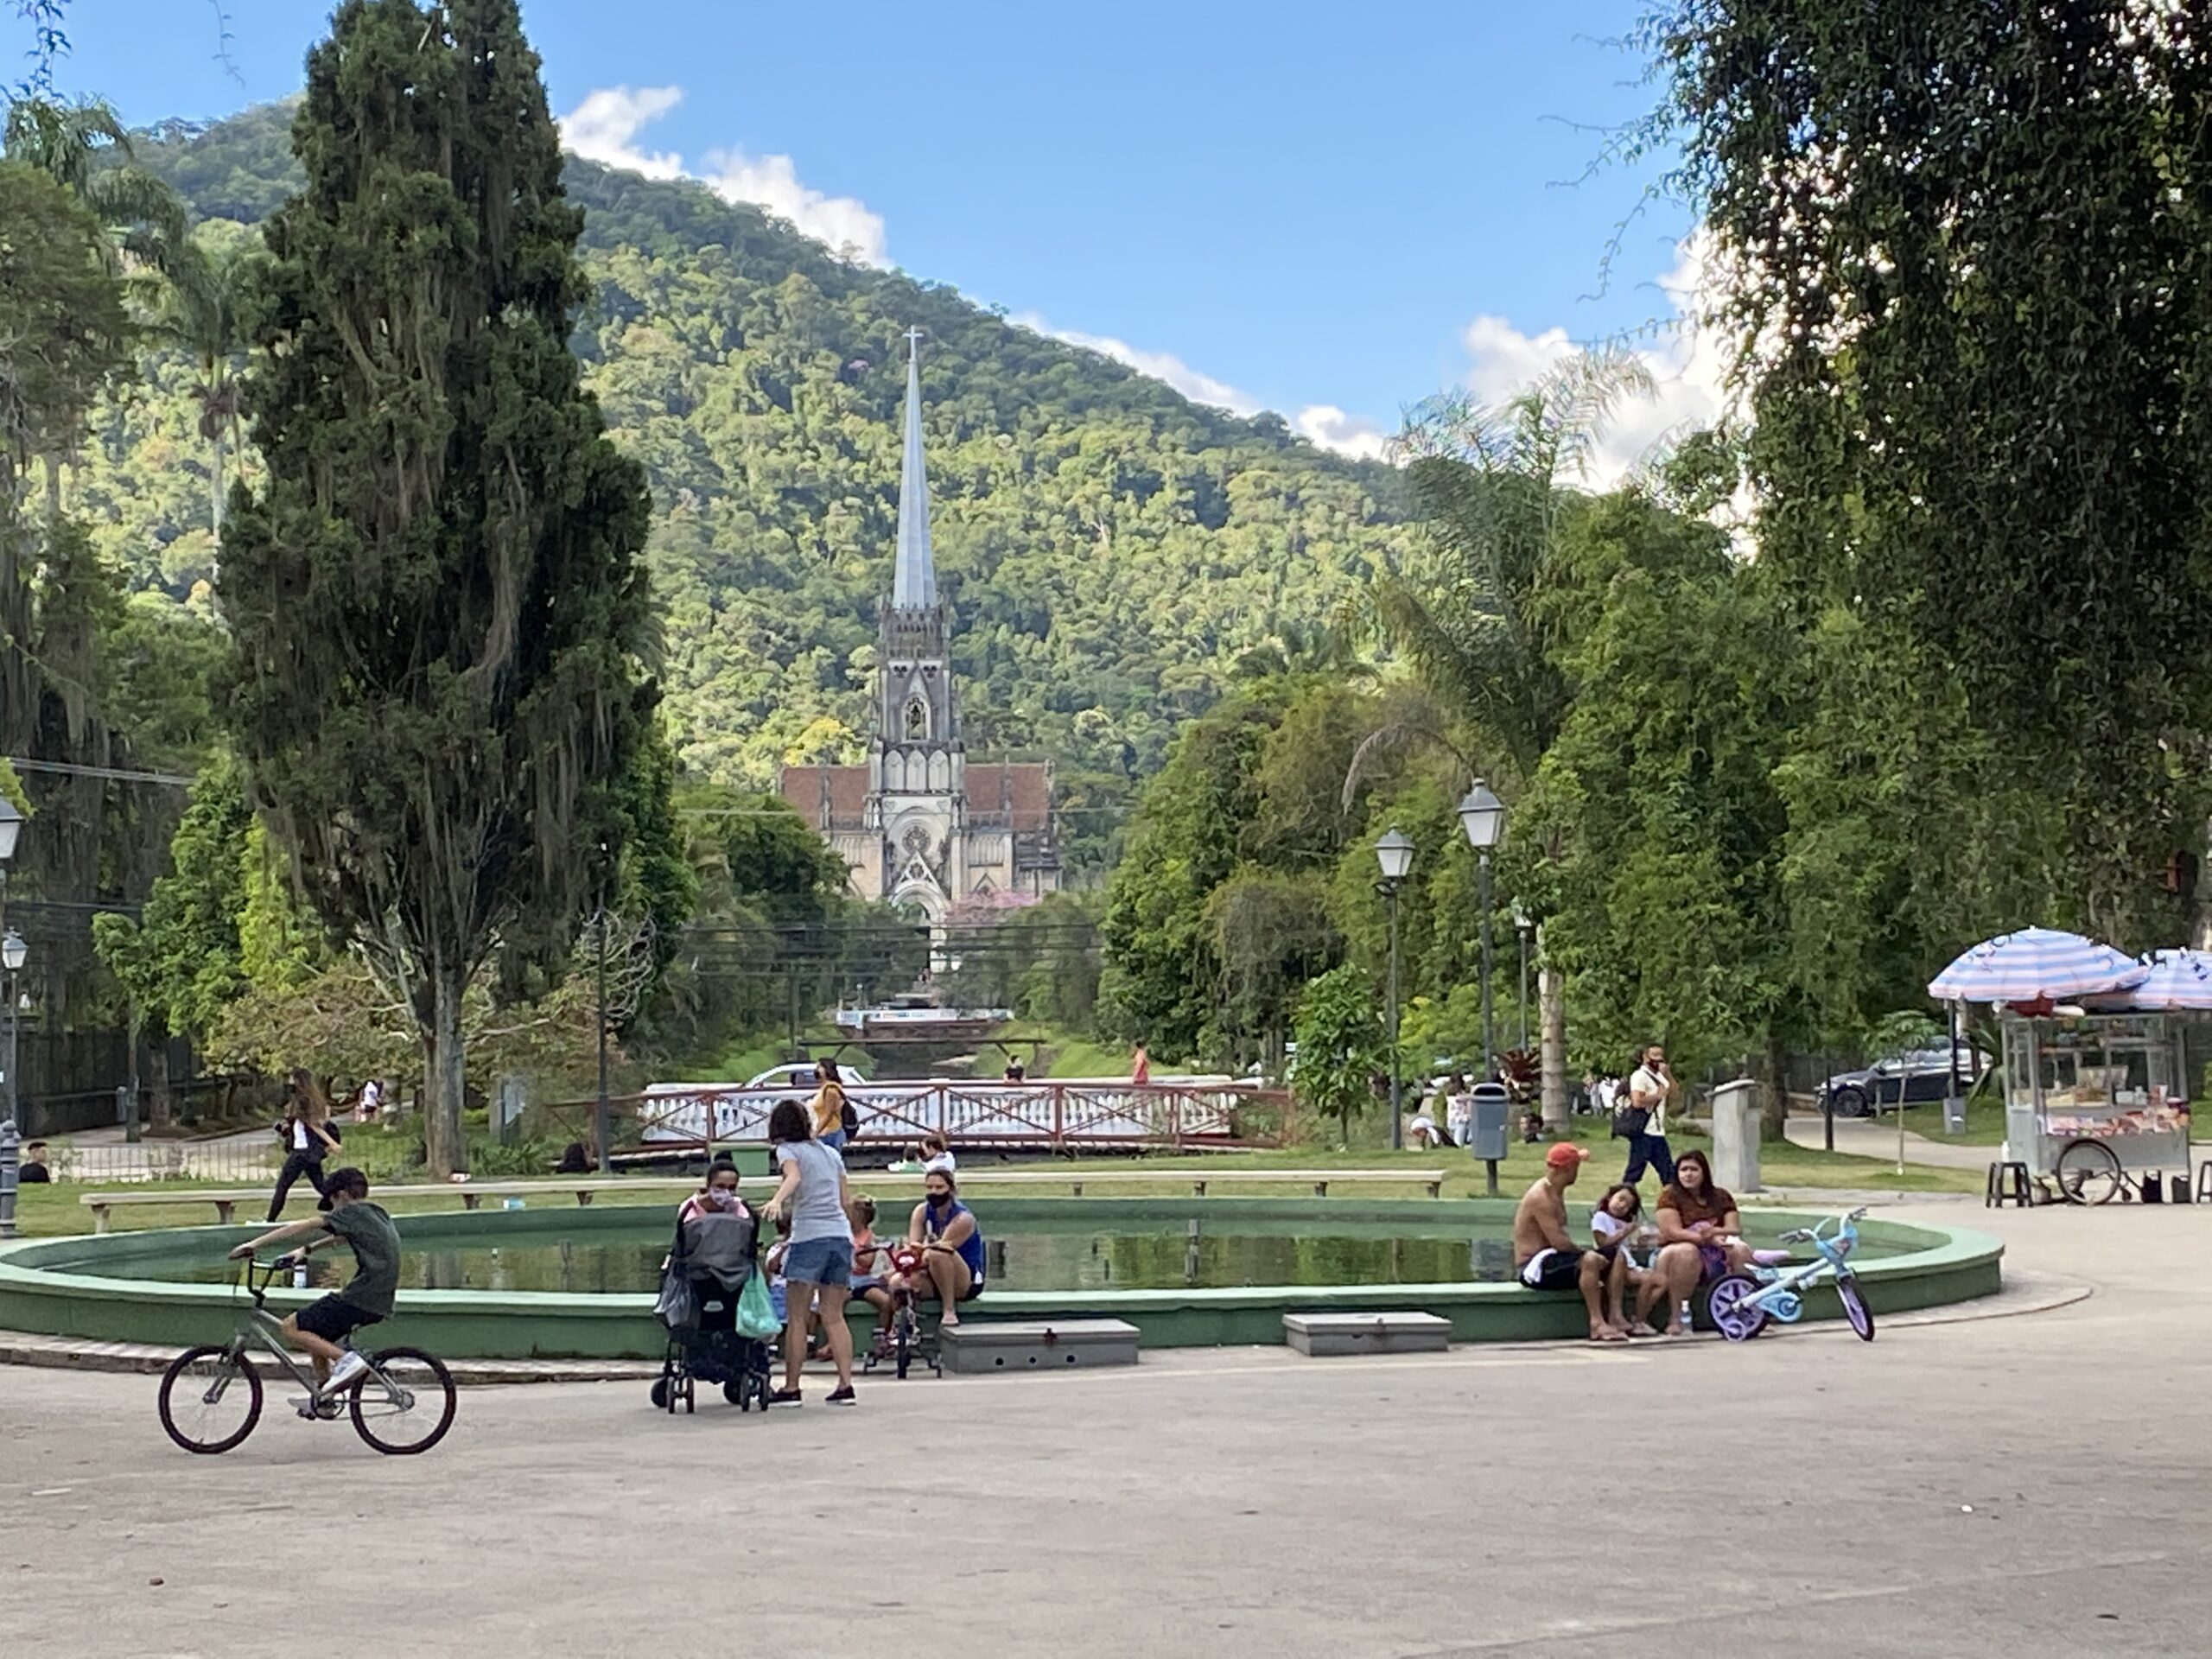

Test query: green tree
[1290,963,1387,1146]
[1643,0,2212,948]
[147,224,262,555]
[220,0,656,1174]
[91,752,251,1123]
[2,96,183,271]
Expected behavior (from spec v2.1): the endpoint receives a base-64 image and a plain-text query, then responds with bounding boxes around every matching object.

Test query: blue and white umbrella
[2103,947,2212,1012]
[1926,927,2147,1003]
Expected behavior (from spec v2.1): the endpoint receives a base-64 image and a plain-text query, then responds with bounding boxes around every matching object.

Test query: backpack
[840,1097,861,1140]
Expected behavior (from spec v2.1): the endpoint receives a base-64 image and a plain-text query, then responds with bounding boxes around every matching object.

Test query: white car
[639,1063,874,1142]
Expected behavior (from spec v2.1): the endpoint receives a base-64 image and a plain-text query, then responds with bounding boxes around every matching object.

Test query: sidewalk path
[1783,1114,1995,1171]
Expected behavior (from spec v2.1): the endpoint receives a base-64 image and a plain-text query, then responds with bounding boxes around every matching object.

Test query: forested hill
[94,101,1416,868]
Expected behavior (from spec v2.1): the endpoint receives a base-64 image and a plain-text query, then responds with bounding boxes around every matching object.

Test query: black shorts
[1520,1249,1586,1292]
[294,1294,384,1344]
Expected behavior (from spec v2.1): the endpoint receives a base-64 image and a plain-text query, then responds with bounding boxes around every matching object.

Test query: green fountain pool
[0,1198,2002,1357]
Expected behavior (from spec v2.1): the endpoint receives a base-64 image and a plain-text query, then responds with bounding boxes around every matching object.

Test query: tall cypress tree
[221,0,653,1173]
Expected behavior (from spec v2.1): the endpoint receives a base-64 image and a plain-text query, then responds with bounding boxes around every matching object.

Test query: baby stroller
[650,1204,774,1414]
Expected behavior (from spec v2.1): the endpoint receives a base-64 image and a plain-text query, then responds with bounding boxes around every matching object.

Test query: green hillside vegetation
[75,102,1417,871]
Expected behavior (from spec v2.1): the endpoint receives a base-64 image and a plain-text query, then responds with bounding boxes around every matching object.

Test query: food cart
[1997,1009,2193,1203]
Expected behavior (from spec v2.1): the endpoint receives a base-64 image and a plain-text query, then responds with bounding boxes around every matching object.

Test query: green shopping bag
[735,1269,782,1338]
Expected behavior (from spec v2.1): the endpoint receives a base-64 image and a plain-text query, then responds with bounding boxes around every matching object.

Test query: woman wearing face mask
[892,1171,987,1327]
[670,1159,755,1332]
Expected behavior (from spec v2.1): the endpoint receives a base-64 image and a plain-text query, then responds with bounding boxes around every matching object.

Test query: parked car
[1815,1047,1989,1117]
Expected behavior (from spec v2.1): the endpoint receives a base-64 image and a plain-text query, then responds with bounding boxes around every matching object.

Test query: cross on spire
[904,326,925,364]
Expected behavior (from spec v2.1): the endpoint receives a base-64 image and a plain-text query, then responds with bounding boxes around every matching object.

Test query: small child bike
[861,1244,942,1380]
[1706,1207,1876,1343]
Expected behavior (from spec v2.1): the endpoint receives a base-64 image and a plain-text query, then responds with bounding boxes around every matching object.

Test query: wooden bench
[79,1178,702,1234]
[857,1167,1449,1199]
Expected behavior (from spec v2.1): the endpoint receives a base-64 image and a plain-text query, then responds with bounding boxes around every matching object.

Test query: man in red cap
[1511,1142,1630,1342]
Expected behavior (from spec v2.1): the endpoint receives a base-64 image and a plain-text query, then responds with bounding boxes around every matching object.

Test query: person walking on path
[762,1099,857,1408]
[808,1059,851,1153]
[1621,1044,1678,1189]
[267,1069,342,1223]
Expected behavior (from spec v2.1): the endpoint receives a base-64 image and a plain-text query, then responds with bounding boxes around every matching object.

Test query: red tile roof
[776,760,1055,834]
[779,765,871,830]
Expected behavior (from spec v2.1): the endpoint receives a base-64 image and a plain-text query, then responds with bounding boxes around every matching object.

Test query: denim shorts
[781,1235,854,1287]
[818,1128,849,1151]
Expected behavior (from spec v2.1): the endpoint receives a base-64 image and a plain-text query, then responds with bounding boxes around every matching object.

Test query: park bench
[857,1167,1449,1199]
[77,1178,702,1234]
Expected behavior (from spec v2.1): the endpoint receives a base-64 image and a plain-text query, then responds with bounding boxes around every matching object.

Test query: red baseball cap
[1545,1143,1589,1171]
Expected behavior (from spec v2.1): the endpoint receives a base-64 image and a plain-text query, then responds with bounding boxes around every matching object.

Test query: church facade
[779,335,1060,920]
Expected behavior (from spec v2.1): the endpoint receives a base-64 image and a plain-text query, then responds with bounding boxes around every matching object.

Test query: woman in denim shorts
[763,1099,857,1407]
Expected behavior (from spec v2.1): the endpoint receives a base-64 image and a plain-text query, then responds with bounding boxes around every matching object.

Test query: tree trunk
[148,1038,173,1132]
[1538,961,1567,1132]
[1760,1030,1789,1143]
[209,427,225,556]
[425,966,466,1177]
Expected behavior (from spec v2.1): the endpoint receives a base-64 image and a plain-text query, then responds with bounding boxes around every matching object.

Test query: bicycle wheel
[1838,1275,1877,1342]
[2055,1138,2124,1205]
[158,1345,264,1454]
[893,1312,913,1380]
[1706,1273,1770,1342]
[348,1348,457,1455]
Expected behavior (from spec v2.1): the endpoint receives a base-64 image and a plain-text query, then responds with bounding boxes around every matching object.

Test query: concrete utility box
[1283,1311,1452,1357]
[1465,1083,1510,1162]
[939,1319,1140,1374]
[1942,1096,1967,1135]
[1709,1077,1762,1194]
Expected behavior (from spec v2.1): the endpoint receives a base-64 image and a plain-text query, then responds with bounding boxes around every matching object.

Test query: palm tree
[150,231,258,555]
[1371,349,1652,784]
[3,95,185,271]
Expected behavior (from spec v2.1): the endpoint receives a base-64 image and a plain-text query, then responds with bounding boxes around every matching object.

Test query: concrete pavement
[1783,1114,1997,1170]
[3,1202,2208,1657]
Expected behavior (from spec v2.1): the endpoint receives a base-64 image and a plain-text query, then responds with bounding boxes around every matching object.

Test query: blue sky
[18,1,1708,463]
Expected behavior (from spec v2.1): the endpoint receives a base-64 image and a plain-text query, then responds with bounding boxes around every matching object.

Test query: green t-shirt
[321,1200,401,1318]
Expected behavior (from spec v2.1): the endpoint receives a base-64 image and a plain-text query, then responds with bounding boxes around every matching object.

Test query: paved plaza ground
[2,1199,2205,1657]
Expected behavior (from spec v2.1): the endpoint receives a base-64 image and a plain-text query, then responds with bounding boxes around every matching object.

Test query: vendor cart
[1999,1010,2194,1204]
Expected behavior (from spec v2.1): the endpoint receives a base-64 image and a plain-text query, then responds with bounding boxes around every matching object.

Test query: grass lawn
[5,1123,1978,1243]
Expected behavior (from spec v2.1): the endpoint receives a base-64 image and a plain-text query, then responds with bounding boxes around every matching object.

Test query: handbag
[653,1220,697,1330]
[735,1269,783,1338]
[1611,1104,1649,1141]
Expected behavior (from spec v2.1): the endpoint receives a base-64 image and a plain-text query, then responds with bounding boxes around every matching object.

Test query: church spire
[892,327,936,609]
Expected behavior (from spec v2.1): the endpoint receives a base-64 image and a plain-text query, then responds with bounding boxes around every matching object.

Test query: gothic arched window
[905,696,930,741]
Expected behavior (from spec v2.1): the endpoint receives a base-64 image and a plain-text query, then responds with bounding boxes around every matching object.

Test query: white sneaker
[323,1351,370,1392]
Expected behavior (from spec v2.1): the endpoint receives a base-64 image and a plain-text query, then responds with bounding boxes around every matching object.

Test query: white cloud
[1455,235,1732,491]
[557,85,887,267]
[1011,312,1395,462]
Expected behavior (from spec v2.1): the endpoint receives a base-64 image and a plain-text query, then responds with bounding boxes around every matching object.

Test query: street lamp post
[1513,903,1532,1053]
[1,927,25,1240]
[1373,829,1415,1152]
[1456,781,1505,1082]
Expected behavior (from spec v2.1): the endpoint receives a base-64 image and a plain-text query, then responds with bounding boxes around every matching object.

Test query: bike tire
[348,1347,457,1455]
[1706,1272,1770,1342]
[158,1345,264,1455]
[1839,1276,1877,1342]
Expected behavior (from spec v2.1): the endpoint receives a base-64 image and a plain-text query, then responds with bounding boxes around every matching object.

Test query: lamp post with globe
[1456,781,1505,1082]
[1373,829,1415,1151]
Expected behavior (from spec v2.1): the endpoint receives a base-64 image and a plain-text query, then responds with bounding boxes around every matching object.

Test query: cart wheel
[2055,1138,2124,1205]
[1706,1272,1769,1342]
[650,1376,670,1410]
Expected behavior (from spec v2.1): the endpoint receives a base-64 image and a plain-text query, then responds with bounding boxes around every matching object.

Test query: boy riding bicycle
[227,1166,399,1406]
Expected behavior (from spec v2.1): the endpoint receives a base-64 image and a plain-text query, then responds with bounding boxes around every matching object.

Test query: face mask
[705,1188,741,1211]
[927,1192,951,1209]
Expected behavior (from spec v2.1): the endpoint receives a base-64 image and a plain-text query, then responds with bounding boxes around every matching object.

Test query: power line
[6,757,195,787]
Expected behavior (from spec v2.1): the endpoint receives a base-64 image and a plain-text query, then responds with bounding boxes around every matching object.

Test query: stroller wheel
[723,1379,747,1406]
[650,1377,670,1410]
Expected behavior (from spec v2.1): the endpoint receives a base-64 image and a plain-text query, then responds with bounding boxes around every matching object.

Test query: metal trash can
[1466,1084,1510,1162]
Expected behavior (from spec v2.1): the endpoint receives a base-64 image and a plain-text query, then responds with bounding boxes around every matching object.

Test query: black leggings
[267,1152,330,1222]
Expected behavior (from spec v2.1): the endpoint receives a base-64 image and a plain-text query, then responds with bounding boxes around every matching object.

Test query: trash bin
[1465,1084,1510,1162]
[1709,1077,1762,1194]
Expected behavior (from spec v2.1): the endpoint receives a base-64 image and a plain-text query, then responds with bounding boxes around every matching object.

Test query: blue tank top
[925,1198,986,1281]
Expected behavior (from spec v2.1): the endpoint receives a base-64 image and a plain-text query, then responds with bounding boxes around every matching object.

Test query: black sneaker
[767,1388,803,1408]
[825,1384,855,1407]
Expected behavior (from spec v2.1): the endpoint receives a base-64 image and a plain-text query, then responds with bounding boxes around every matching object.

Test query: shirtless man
[1511,1143,1629,1342]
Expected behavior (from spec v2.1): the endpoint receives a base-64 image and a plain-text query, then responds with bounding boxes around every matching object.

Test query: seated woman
[1406,1082,1454,1150]
[671,1159,755,1332]
[889,1170,986,1327]
[1637,1149,1752,1336]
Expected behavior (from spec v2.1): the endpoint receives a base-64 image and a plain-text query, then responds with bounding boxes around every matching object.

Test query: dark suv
[1815,1047,1988,1117]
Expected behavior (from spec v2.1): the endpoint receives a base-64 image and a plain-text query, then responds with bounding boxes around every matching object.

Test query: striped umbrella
[2105,947,2212,1011]
[1926,927,2147,1003]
